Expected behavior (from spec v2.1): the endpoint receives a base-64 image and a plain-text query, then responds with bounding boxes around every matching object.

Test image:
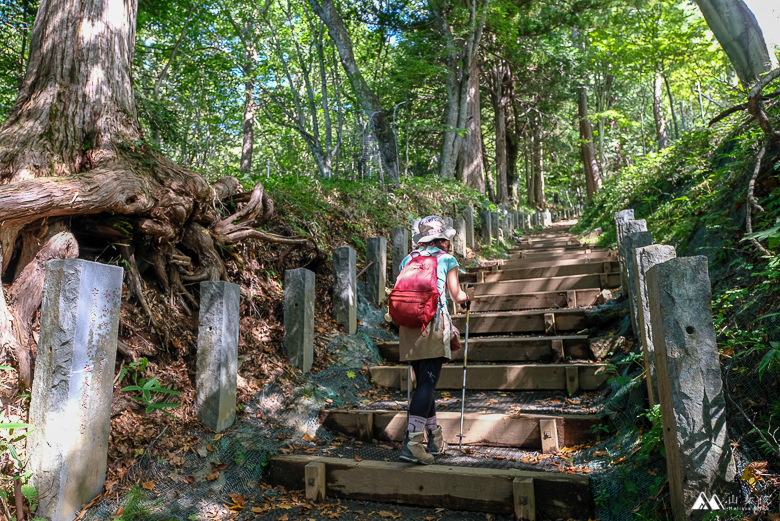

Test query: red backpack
[388,250,443,329]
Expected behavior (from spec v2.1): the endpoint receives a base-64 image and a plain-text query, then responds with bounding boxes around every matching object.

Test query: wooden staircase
[269,223,618,520]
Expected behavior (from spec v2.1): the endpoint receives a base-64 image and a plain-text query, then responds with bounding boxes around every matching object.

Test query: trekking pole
[457,299,471,451]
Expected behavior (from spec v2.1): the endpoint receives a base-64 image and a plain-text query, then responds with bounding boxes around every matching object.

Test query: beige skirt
[398,312,454,361]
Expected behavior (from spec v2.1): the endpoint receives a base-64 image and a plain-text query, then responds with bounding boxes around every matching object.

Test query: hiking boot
[400,430,434,464]
[427,426,445,455]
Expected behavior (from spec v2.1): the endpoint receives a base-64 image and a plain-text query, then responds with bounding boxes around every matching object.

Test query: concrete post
[542,210,552,227]
[621,231,654,341]
[284,268,315,372]
[524,214,532,229]
[411,218,421,248]
[618,219,648,293]
[491,213,500,240]
[29,260,123,521]
[444,216,453,229]
[646,257,736,520]
[480,210,492,245]
[463,207,475,249]
[453,218,467,257]
[333,246,357,335]
[366,237,387,305]
[196,280,240,432]
[614,209,635,252]
[633,244,676,408]
[391,227,409,283]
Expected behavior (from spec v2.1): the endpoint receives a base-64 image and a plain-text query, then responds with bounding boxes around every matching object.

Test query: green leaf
[0,422,31,429]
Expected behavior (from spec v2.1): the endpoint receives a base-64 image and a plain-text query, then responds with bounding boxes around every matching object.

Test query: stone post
[480,210,492,245]
[29,259,123,521]
[391,227,409,283]
[411,218,421,248]
[196,280,240,432]
[491,213,500,239]
[524,214,531,229]
[444,216,453,229]
[366,237,387,305]
[542,210,552,227]
[633,244,676,408]
[284,268,315,372]
[646,257,735,520]
[618,219,648,293]
[614,209,635,252]
[453,218,467,257]
[463,207,475,249]
[333,246,357,335]
[621,231,654,340]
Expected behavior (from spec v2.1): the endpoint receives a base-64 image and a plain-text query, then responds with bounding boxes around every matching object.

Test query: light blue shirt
[398,246,459,314]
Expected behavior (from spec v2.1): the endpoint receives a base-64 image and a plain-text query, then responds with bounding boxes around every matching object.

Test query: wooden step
[508,249,615,261]
[319,409,601,449]
[370,364,612,392]
[462,261,620,284]
[452,309,587,334]
[513,242,585,251]
[471,273,619,295]
[377,335,590,363]
[268,455,593,520]
[469,288,601,312]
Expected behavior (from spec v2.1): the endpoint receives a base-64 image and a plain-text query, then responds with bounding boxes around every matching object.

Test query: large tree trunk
[461,57,485,192]
[578,85,601,199]
[694,0,777,88]
[506,79,519,203]
[531,113,545,208]
[240,47,256,177]
[0,0,310,387]
[490,60,509,204]
[307,0,399,187]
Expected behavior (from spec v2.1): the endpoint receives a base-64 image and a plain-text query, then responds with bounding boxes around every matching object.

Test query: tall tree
[0,0,308,387]
[307,0,400,187]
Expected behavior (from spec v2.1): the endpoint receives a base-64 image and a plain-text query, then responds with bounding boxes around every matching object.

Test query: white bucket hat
[413,215,456,244]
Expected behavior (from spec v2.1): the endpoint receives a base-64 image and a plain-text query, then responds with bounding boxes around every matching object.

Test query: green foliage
[119,358,182,418]
[0,366,33,476]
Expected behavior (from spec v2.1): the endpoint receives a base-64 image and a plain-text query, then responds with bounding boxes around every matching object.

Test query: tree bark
[531,112,545,208]
[489,60,509,204]
[578,85,601,199]
[307,0,399,187]
[461,55,485,192]
[652,73,668,149]
[694,0,777,88]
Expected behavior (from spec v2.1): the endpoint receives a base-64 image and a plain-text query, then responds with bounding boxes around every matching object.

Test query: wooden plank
[514,478,536,521]
[376,335,590,363]
[471,273,620,294]
[543,313,556,335]
[501,252,617,268]
[268,455,592,519]
[540,418,559,454]
[452,309,586,334]
[305,461,326,501]
[318,409,602,448]
[483,261,620,282]
[469,289,601,313]
[369,364,612,391]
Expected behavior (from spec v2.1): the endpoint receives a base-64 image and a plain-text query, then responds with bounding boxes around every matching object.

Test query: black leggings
[409,357,445,418]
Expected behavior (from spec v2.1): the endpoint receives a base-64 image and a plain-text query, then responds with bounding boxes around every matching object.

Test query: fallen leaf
[278,515,289,521]
[186,476,195,483]
[211,462,228,471]
[378,512,401,519]
[354,455,363,462]
[206,444,215,452]
[205,470,220,481]
[303,433,317,442]
[141,481,155,491]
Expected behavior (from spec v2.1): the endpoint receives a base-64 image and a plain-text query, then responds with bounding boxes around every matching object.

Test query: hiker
[396,215,470,464]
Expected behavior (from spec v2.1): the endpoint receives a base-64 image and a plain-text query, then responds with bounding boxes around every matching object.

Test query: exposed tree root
[0,147,316,386]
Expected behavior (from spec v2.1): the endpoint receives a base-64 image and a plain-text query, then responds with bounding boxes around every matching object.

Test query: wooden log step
[469,288,601,312]
[452,309,586,334]
[369,364,612,392]
[499,252,617,269]
[465,261,620,284]
[318,409,601,449]
[377,335,589,363]
[508,249,614,261]
[471,273,620,295]
[513,241,585,251]
[268,455,592,520]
